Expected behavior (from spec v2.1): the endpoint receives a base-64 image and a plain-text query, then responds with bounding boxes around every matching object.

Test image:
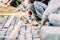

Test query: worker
[41,0,60,26]
[28,0,47,21]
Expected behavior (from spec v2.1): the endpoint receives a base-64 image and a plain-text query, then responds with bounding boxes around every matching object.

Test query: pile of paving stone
[0,15,41,40]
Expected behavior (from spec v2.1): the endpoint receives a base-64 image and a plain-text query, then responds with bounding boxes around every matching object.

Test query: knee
[48,14,60,26]
[48,14,60,21]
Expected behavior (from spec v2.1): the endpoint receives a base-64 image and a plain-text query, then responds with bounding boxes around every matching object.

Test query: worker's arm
[41,4,52,26]
[41,19,46,25]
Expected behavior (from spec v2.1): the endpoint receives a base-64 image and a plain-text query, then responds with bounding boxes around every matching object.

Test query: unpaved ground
[0,6,17,13]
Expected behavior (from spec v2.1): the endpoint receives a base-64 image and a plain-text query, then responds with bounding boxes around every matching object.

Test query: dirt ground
[0,6,17,13]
